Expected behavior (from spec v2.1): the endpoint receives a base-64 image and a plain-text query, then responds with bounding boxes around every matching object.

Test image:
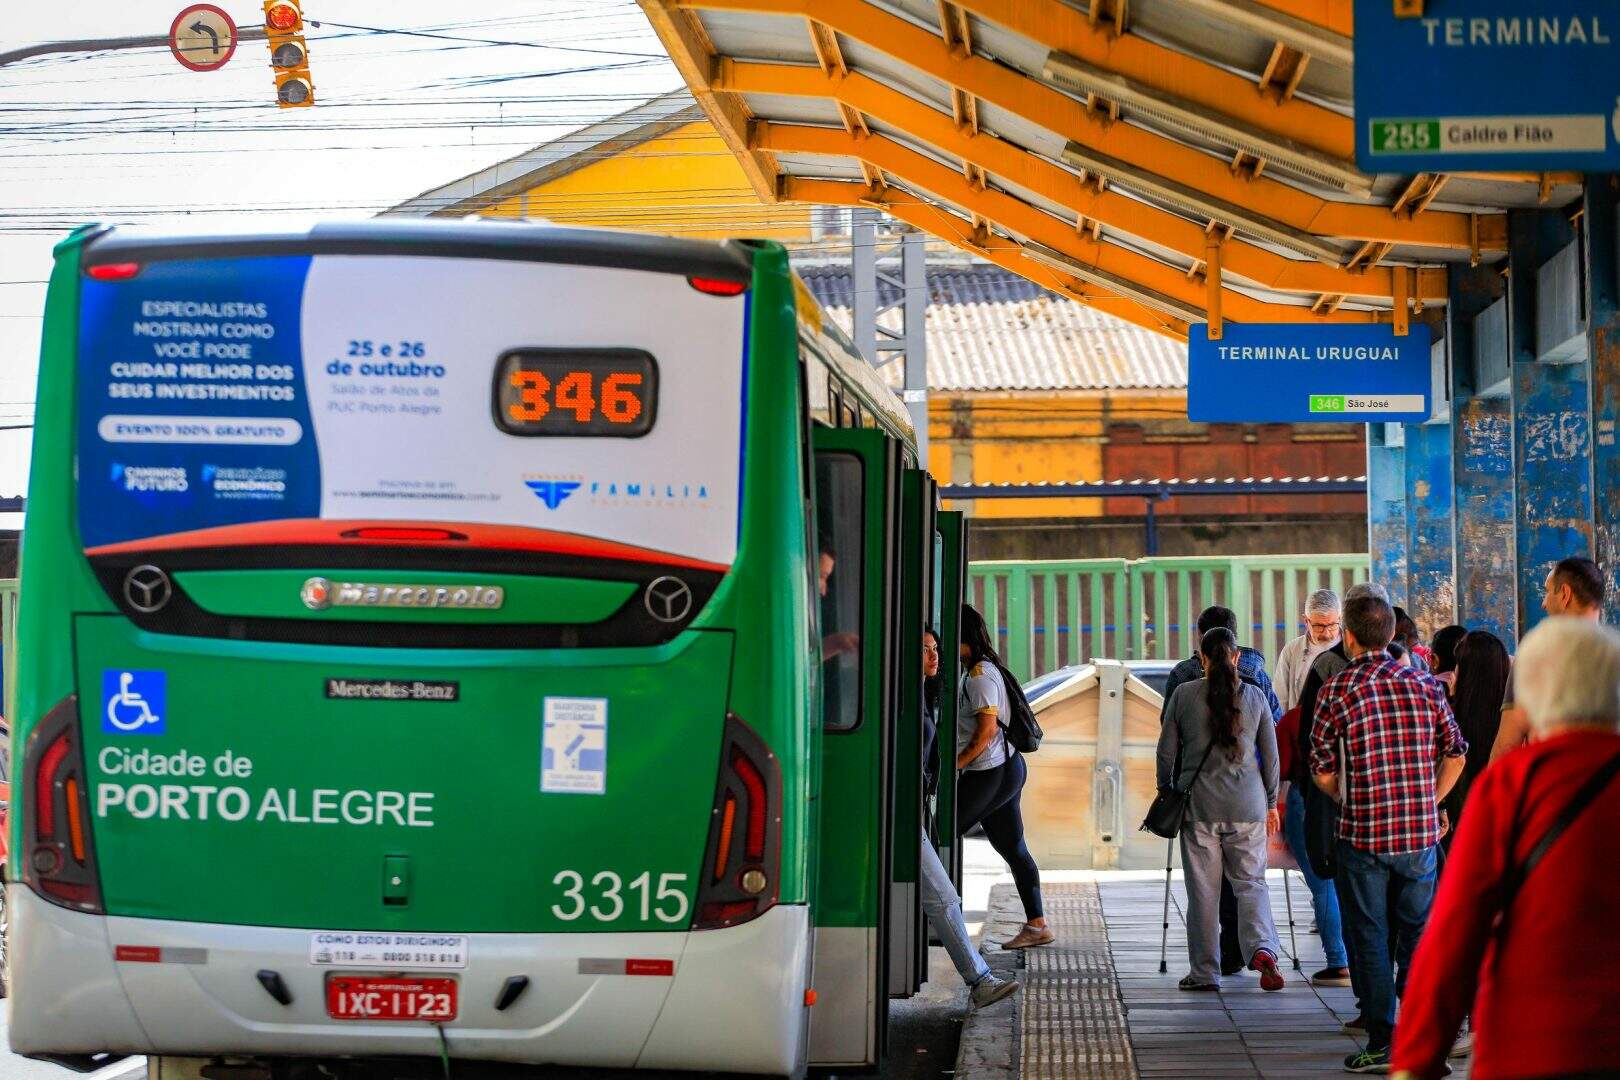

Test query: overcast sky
[0,1,679,492]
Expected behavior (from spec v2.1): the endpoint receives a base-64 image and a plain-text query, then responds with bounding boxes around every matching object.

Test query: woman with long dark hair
[1441,630,1511,834]
[1156,626,1284,991]
[1429,625,1468,696]
[955,603,1052,949]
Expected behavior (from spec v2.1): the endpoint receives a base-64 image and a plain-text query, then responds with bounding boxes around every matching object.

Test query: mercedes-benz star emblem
[644,576,694,623]
[123,565,173,614]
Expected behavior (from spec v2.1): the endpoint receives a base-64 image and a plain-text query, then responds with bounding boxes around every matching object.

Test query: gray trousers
[1180,821,1281,983]
[919,830,991,987]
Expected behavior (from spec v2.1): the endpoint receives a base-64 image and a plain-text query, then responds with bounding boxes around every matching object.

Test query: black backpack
[990,659,1043,754]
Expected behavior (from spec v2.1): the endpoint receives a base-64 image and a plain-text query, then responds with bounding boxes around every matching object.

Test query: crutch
[1282,869,1301,971]
[1159,834,1174,973]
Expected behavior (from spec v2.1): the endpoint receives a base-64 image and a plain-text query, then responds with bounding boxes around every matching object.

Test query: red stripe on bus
[84,520,730,574]
[624,958,675,976]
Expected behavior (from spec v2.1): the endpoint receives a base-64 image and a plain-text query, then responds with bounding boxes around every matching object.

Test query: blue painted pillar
[1403,417,1454,640]
[1367,423,1408,607]
[1447,262,1516,648]
[1586,177,1620,624]
[1509,208,1593,640]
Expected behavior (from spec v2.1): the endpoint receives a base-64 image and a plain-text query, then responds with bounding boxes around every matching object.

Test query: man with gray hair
[1273,587,1349,988]
[1276,589,1343,712]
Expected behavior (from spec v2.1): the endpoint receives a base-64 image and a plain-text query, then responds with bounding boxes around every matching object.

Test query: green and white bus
[10,221,968,1078]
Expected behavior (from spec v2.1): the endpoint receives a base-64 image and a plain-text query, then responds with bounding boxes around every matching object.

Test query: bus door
[808,427,900,1069]
[888,466,935,998]
[933,510,969,887]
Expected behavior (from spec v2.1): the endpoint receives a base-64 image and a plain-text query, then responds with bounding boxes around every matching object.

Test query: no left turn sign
[170,4,238,72]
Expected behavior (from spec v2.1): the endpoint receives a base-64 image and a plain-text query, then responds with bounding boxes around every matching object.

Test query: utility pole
[0,27,267,69]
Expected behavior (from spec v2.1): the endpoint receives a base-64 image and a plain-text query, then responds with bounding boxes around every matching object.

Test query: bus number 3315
[551,870,690,924]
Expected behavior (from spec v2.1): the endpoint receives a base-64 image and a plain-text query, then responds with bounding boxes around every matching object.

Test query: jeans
[1180,821,1281,983]
[1336,840,1437,1051]
[918,829,991,986]
[1283,785,1348,967]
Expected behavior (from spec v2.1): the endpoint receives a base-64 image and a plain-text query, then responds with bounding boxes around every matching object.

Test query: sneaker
[1001,923,1055,950]
[1343,1046,1390,1073]
[1311,966,1353,987]
[1449,1024,1474,1059]
[969,974,1019,1008]
[1341,1015,1368,1034]
[1250,949,1285,992]
[1178,974,1220,991]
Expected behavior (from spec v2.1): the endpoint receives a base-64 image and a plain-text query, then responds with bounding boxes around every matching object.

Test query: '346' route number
[551,870,690,924]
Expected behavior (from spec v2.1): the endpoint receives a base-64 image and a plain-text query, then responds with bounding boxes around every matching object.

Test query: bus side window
[814,452,864,732]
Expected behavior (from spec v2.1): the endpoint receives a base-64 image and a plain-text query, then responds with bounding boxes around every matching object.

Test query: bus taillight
[687,275,748,297]
[694,713,782,930]
[23,697,104,913]
[85,262,141,281]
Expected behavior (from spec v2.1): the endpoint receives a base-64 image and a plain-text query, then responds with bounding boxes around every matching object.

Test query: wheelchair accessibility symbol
[102,670,166,735]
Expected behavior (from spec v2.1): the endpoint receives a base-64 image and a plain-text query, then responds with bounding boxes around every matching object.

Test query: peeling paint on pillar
[1453,397,1516,648]
[1513,361,1593,638]
[1404,422,1455,640]
[1592,325,1620,624]
[1585,179,1620,625]
[1367,429,1408,607]
[1448,260,1515,648]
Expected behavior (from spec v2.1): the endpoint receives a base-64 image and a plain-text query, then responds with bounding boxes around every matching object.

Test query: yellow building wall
[485,120,812,241]
[930,392,1188,519]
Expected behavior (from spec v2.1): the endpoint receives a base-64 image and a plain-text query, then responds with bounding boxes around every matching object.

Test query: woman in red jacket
[1392,616,1620,1080]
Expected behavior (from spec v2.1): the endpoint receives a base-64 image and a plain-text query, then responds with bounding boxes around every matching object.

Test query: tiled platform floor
[1097,872,1472,1079]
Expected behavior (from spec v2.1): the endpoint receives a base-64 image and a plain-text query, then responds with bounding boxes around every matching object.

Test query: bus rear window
[75,254,747,568]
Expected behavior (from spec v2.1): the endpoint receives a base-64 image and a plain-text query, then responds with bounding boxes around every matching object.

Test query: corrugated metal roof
[797,261,1185,392]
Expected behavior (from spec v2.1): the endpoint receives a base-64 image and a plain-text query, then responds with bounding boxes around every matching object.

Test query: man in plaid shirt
[1311,594,1466,1073]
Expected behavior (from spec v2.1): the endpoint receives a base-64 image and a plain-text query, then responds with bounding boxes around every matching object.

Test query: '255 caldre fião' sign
[1187,324,1432,424]
[1354,0,1620,172]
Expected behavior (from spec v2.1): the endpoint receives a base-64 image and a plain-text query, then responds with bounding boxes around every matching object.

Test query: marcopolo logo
[301,577,504,611]
[112,463,188,494]
[103,669,166,735]
[524,478,581,509]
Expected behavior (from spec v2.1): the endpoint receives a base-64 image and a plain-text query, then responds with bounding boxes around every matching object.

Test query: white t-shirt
[957,660,1010,772]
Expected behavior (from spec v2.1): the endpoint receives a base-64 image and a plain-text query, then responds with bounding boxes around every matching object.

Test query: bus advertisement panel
[78,254,743,568]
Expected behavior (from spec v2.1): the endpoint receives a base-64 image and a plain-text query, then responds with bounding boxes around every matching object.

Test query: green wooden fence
[968,554,1371,680]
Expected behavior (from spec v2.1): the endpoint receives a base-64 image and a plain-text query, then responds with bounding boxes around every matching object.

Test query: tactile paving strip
[1019,882,1136,1079]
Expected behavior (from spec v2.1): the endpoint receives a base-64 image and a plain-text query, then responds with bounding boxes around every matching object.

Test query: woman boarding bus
[8,220,961,1078]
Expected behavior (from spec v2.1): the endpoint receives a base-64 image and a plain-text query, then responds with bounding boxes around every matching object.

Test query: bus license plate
[326,976,458,1022]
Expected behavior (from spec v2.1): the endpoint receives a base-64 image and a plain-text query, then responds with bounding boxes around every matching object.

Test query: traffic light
[263,0,313,107]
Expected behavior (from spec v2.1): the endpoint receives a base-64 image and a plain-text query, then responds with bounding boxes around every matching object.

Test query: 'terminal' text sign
[1353,0,1620,172]
[1188,323,1431,424]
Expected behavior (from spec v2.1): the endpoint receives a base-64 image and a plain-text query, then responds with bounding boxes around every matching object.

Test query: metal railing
[968,554,1370,680]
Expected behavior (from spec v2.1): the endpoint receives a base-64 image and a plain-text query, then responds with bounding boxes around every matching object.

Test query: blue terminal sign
[1187,323,1431,424]
[1353,1,1620,172]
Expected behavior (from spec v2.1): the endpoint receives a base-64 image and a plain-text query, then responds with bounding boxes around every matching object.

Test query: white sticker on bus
[541,697,607,795]
[309,932,467,970]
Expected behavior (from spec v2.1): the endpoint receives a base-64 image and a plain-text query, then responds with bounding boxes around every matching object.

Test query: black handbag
[1142,738,1217,839]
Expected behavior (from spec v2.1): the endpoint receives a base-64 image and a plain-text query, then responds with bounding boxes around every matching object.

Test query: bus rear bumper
[6,885,810,1075]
